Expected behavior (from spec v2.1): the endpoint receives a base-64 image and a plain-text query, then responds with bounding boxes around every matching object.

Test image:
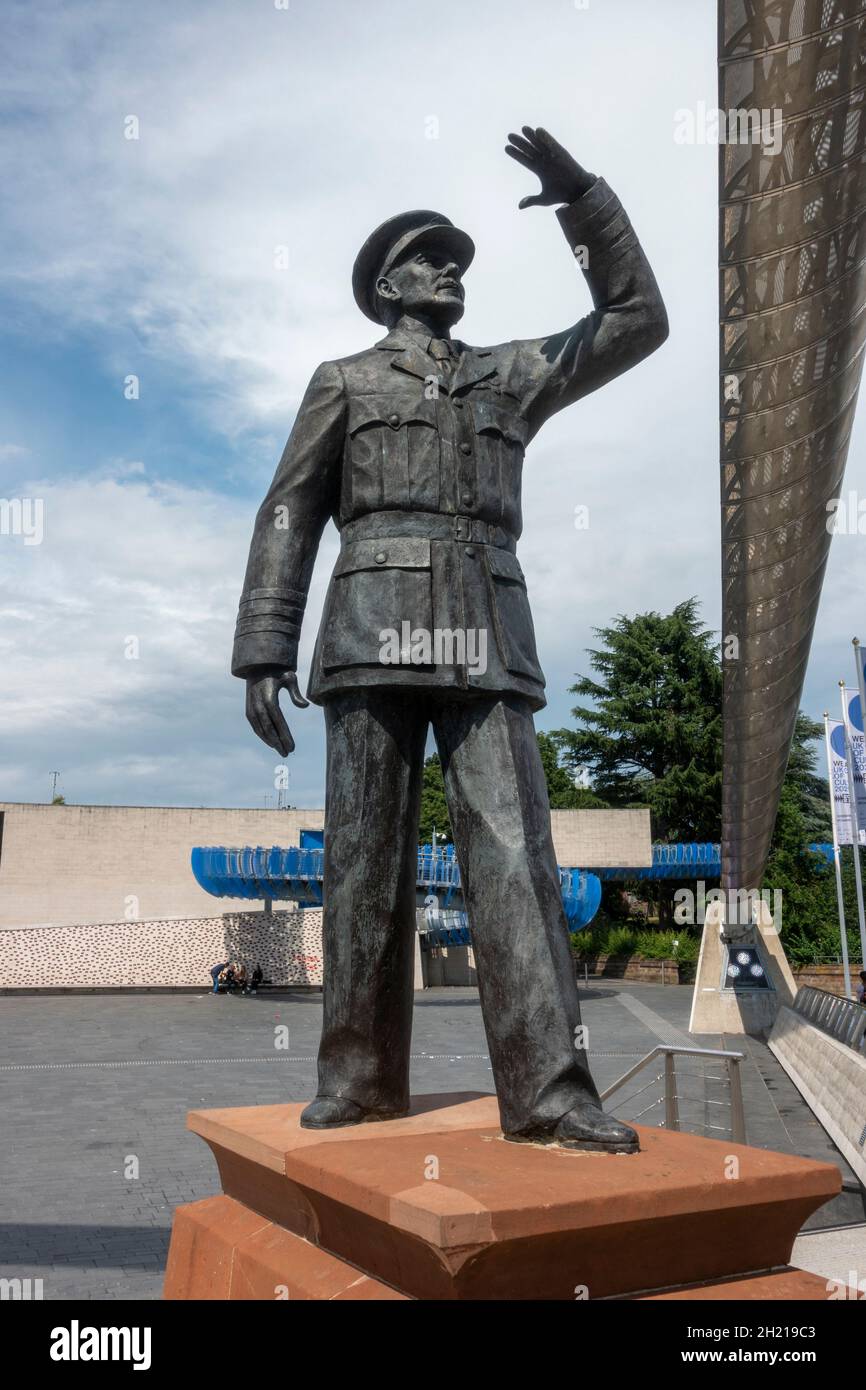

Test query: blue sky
[2,0,865,810]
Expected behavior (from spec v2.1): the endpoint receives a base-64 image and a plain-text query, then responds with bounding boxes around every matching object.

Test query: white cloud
[0,443,30,463]
[1,0,866,806]
[0,0,718,430]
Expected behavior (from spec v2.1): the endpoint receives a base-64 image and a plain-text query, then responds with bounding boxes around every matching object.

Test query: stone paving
[0,980,862,1300]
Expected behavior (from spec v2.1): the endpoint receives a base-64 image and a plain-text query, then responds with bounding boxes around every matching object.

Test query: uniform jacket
[232,177,668,710]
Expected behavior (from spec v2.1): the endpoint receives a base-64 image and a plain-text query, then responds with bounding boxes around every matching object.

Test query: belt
[340,509,516,552]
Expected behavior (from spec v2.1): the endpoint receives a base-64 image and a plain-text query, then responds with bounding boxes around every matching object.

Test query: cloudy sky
[2,0,865,811]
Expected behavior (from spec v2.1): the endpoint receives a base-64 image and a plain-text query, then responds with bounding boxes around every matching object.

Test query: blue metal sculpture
[194,837,833,933]
[192,842,602,932]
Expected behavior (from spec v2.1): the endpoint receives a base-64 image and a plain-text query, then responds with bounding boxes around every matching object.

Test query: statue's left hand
[505,126,595,208]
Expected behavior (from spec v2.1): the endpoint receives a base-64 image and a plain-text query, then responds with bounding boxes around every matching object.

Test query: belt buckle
[454,515,472,542]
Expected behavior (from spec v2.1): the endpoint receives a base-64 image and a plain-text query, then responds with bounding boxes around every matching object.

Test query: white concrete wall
[0,803,324,929]
[423,944,477,987]
[769,1005,866,1187]
[550,808,652,869]
[0,909,324,989]
[0,802,650,931]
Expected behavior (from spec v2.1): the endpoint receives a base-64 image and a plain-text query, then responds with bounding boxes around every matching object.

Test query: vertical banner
[824,714,853,1000]
[839,684,866,970]
[855,638,866,773]
[828,718,858,846]
[841,687,866,835]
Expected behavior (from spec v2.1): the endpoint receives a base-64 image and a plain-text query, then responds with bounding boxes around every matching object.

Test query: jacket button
[374,551,387,564]
[388,413,400,426]
[465,547,476,558]
[460,442,472,455]
[461,492,473,506]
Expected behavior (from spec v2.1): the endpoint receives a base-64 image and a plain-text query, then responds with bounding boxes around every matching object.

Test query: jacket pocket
[485,547,544,682]
[468,399,529,532]
[320,537,434,671]
[346,393,439,510]
[469,398,530,448]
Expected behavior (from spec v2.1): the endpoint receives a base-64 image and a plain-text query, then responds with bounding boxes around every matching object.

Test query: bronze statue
[233,128,668,1152]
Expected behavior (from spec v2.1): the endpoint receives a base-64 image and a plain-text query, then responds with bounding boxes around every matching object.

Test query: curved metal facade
[720,0,866,890]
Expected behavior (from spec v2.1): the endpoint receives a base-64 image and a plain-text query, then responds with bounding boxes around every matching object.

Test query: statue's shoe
[299,1095,408,1130]
[506,1103,640,1154]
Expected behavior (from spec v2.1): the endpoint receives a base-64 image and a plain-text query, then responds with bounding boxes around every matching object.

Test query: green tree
[782,714,832,843]
[417,736,605,846]
[536,732,608,809]
[418,754,451,845]
[551,598,722,840]
[762,778,831,939]
[551,601,839,944]
[762,714,859,964]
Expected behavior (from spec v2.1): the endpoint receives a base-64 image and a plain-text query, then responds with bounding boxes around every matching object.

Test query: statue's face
[378,243,465,327]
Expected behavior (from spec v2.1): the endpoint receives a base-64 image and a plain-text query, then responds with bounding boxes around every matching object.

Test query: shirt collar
[375,327,462,356]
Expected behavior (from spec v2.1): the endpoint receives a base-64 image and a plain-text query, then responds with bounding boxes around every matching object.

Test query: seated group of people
[210,960,264,995]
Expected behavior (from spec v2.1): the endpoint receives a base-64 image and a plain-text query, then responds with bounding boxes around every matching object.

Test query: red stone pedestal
[163,1092,841,1301]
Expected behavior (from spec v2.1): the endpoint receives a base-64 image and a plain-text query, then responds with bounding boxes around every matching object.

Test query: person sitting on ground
[857,970,866,1004]
[232,961,248,993]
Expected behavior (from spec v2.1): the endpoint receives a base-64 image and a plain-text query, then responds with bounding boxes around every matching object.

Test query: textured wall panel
[0,910,324,989]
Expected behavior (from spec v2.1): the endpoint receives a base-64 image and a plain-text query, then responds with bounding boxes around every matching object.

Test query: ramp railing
[793,987,866,1055]
[601,1045,746,1144]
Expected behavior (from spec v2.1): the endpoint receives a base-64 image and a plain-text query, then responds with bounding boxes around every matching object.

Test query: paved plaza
[1,980,863,1300]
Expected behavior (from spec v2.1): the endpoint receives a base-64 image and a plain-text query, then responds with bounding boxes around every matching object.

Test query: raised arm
[232,359,346,754]
[504,126,668,438]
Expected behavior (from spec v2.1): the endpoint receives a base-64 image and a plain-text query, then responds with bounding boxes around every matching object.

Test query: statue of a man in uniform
[233,128,668,1152]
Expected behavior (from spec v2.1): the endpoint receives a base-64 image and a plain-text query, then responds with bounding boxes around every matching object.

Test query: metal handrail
[600,1045,746,1144]
[794,986,866,1054]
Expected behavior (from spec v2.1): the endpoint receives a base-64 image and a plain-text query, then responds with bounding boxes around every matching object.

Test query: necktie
[429,338,457,376]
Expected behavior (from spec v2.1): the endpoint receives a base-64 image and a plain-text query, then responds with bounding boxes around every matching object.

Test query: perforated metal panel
[720,0,866,890]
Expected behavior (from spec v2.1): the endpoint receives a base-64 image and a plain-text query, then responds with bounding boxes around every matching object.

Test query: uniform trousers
[316,688,600,1135]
